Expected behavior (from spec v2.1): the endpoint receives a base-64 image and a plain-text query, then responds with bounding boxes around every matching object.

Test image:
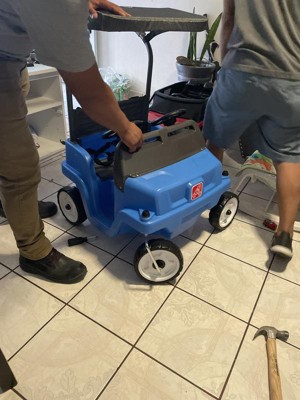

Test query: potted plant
[176,12,222,83]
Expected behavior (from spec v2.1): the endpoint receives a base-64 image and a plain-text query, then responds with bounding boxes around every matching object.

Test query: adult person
[0,0,143,283]
[203,0,300,259]
[0,69,58,220]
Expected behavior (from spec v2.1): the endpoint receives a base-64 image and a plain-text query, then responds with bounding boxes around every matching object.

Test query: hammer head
[253,326,289,341]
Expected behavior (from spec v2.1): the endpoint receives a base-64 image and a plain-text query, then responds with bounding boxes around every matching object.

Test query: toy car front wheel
[209,191,239,231]
[134,239,183,283]
[57,186,87,225]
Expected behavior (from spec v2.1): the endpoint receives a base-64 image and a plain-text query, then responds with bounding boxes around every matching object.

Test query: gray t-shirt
[222,0,300,81]
[0,0,95,72]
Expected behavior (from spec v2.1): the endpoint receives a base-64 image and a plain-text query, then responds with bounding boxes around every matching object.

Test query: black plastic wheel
[209,191,239,231]
[134,239,183,283]
[57,186,87,225]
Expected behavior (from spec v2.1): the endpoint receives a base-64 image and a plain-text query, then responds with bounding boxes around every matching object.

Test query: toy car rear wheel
[57,186,87,225]
[134,239,183,283]
[209,191,239,231]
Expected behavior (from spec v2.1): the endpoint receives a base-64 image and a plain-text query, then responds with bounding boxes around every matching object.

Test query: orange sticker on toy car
[191,182,203,200]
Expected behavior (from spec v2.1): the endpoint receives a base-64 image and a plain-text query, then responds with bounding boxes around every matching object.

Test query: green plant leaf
[187,8,197,62]
[199,13,222,64]
[187,31,197,61]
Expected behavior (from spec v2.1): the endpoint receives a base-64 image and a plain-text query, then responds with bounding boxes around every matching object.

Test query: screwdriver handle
[67,237,88,247]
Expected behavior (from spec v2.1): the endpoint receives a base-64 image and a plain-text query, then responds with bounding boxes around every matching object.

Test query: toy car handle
[143,119,199,142]
[118,119,200,153]
[103,112,188,141]
[114,120,205,190]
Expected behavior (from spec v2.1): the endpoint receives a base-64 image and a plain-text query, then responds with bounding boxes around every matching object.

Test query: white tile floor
[1,148,300,400]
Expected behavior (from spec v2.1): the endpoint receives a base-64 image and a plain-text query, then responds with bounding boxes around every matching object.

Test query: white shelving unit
[27,64,66,163]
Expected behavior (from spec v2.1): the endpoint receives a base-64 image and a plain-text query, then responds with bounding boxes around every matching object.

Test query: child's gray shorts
[203,68,300,163]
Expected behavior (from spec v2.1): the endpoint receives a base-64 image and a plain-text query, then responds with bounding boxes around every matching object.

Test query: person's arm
[59,63,143,152]
[88,0,130,19]
[220,0,235,61]
[20,1,142,151]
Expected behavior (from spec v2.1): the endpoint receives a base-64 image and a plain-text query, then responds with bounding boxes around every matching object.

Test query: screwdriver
[67,236,97,247]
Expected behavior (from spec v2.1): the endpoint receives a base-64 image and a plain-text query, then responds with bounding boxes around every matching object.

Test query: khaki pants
[0,61,52,259]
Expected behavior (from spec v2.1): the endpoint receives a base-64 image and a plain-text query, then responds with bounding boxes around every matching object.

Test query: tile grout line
[240,187,278,204]
[5,235,141,368]
[86,241,210,398]
[12,388,26,400]
[218,325,251,399]
[175,286,250,326]
[132,349,219,400]
[94,238,218,398]
[94,288,219,400]
[204,243,272,274]
[66,303,133,347]
[2,162,299,397]
[0,215,272,396]
[234,213,277,234]
[3,232,141,365]
[61,234,141,305]
[8,303,68,363]
[7,233,299,395]
[218,254,277,399]
[95,346,136,399]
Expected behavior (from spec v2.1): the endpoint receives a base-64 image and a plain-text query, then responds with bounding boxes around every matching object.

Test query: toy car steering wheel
[102,120,144,140]
[149,109,187,126]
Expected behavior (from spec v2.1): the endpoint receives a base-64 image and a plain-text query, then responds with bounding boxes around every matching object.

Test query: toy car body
[58,121,239,283]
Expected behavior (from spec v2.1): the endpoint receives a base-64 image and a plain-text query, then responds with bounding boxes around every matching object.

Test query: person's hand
[89,0,130,19]
[118,122,143,153]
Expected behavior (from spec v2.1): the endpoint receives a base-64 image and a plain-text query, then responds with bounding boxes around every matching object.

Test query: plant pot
[176,61,216,83]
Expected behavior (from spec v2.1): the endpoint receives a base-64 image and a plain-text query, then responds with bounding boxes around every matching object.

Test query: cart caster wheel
[57,186,87,225]
[134,239,183,283]
[209,191,239,231]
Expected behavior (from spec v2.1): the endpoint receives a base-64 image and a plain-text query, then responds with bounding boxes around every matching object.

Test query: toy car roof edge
[88,7,208,33]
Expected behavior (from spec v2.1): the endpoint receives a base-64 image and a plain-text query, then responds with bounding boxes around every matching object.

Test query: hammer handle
[266,338,283,400]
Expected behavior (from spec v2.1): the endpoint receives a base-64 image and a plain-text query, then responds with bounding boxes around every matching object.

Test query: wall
[96,0,223,96]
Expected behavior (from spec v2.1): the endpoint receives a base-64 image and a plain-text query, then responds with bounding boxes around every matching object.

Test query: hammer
[253,326,289,400]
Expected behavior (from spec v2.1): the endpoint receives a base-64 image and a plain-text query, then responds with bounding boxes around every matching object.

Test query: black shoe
[0,200,57,219]
[38,200,58,218]
[270,231,293,259]
[19,248,87,283]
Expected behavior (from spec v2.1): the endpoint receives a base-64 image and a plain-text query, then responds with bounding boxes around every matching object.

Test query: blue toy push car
[58,7,239,283]
[57,120,239,283]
